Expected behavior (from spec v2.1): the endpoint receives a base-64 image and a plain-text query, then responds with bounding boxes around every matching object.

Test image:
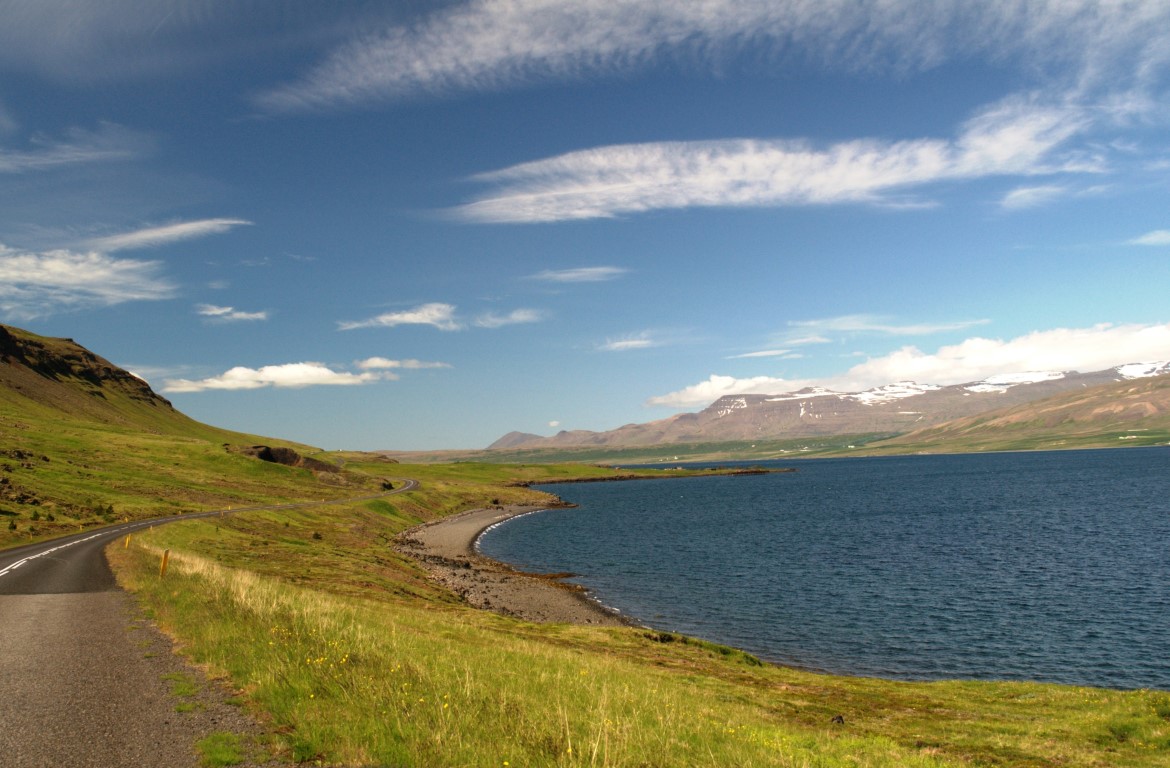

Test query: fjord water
[479,448,1170,689]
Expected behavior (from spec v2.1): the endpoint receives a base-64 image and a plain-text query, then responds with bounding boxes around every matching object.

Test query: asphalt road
[0,479,419,767]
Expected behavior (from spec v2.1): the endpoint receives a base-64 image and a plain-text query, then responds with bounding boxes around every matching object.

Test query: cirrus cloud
[527,266,628,282]
[474,308,545,328]
[598,332,658,352]
[357,357,451,370]
[1129,229,1170,245]
[196,303,268,323]
[257,1,1170,112]
[0,122,148,173]
[88,218,253,252]
[455,96,1093,223]
[339,302,462,331]
[0,244,174,320]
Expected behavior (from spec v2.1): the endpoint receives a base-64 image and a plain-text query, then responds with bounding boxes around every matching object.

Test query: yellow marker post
[124,534,130,548]
[160,549,170,577]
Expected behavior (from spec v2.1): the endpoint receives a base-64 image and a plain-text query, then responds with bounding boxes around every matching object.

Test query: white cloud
[163,362,388,393]
[454,96,1092,223]
[527,266,628,282]
[0,244,174,319]
[828,323,1170,392]
[1000,184,1069,209]
[196,303,268,322]
[357,357,451,370]
[649,322,1170,408]
[1129,229,1170,245]
[788,315,991,337]
[88,218,252,251]
[648,374,806,408]
[599,333,657,352]
[474,308,545,328]
[548,420,561,428]
[339,302,462,331]
[257,1,1170,112]
[726,349,793,359]
[785,335,832,347]
[0,122,148,173]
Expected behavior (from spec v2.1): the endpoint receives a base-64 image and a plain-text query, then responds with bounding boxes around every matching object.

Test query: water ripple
[479,447,1170,689]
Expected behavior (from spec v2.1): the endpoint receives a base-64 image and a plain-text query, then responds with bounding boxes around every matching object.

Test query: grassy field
[106,461,1170,767]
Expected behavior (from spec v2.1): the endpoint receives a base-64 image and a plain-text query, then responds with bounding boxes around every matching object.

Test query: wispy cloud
[598,332,657,352]
[726,349,794,360]
[196,303,268,323]
[0,244,174,320]
[454,96,1093,223]
[163,361,388,393]
[0,101,18,137]
[1000,184,1070,210]
[1129,229,1170,245]
[88,218,252,251]
[527,266,628,283]
[339,302,462,331]
[787,315,991,337]
[649,322,1170,408]
[474,308,545,328]
[257,1,1170,113]
[0,3,367,82]
[356,357,451,370]
[0,122,147,173]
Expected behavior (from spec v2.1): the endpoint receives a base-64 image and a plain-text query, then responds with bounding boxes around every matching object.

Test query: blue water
[478,448,1170,689]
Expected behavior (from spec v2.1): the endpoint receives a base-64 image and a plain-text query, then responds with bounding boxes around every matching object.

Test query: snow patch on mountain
[1117,361,1170,379]
[713,396,749,418]
[850,381,941,404]
[964,370,1067,394]
[765,387,840,403]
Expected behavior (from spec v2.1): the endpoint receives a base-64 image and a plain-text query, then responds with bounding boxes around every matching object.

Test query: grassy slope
[0,325,388,545]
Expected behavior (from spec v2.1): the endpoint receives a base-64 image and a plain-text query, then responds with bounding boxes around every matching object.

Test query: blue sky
[2,0,1169,450]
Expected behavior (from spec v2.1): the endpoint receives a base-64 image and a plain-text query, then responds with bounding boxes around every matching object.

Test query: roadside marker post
[160,549,170,577]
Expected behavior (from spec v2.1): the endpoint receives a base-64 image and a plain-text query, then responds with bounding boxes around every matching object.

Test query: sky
[2,0,1169,450]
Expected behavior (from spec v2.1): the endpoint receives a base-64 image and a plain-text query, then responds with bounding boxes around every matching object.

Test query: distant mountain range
[491,363,1170,450]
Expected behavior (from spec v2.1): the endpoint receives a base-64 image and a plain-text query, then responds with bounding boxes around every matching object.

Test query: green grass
[195,732,246,767]
[0,407,385,548]
[107,468,1170,767]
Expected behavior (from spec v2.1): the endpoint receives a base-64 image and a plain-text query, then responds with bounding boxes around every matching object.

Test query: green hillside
[0,324,380,544]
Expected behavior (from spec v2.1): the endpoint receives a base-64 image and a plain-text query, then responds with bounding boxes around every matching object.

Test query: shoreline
[395,504,631,626]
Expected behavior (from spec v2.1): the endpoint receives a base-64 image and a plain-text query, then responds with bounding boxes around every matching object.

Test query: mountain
[868,369,1170,452]
[0,324,204,436]
[490,363,1170,450]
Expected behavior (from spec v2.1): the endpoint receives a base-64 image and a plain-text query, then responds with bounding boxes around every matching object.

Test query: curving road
[0,480,418,767]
